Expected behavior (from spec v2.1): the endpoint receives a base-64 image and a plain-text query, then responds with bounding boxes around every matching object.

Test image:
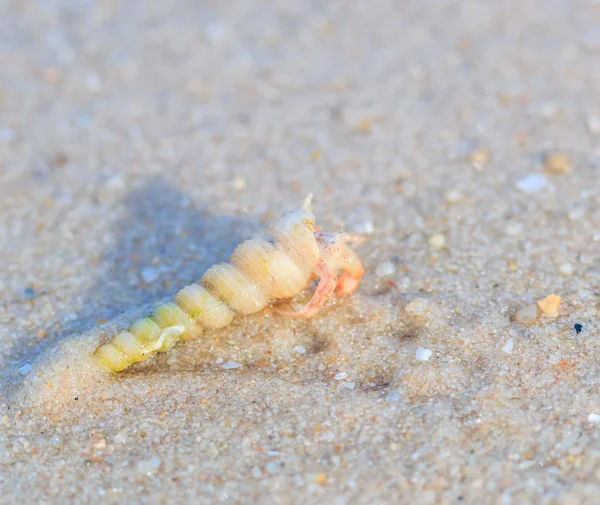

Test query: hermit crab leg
[274,261,337,319]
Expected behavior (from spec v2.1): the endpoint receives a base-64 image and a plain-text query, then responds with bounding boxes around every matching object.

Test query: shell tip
[302,193,314,213]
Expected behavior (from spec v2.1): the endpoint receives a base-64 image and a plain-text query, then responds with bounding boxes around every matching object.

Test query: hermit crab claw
[274,222,366,319]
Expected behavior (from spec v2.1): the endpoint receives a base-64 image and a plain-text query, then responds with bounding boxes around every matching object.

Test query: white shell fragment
[502,338,514,354]
[588,413,600,423]
[515,174,549,194]
[221,361,242,370]
[416,347,433,361]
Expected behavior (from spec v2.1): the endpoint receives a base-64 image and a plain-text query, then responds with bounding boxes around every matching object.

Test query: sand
[2,0,600,503]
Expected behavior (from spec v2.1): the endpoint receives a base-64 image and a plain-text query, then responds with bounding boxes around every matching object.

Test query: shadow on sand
[5,177,254,376]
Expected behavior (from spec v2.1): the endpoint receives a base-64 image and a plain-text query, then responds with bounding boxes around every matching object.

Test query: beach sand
[2,0,600,503]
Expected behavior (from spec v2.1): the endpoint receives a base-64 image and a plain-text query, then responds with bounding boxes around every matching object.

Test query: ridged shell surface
[94,206,319,372]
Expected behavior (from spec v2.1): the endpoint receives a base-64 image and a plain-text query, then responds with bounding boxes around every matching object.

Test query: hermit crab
[93,195,365,372]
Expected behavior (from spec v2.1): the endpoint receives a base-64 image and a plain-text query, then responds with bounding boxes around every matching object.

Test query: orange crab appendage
[274,229,365,319]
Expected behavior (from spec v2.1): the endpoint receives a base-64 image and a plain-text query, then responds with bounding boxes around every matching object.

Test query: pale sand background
[2,0,600,503]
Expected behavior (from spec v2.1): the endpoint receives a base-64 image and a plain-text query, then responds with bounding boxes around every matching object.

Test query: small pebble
[588,413,600,423]
[375,261,396,278]
[221,361,242,370]
[385,390,401,402]
[587,115,600,135]
[265,461,279,474]
[18,363,32,376]
[136,456,162,475]
[0,126,17,143]
[415,347,433,361]
[559,263,573,276]
[574,323,583,335]
[24,287,36,300]
[502,338,514,354]
[232,176,247,191]
[341,381,355,390]
[333,372,348,380]
[515,174,549,194]
[515,303,539,324]
[505,223,523,236]
[444,189,466,204]
[469,147,491,167]
[140,267,159,283]
[356,220,375,235]
[428,233,446,250]
[544,152,572,174]
[537,294,561,318]
[294,345,307,355]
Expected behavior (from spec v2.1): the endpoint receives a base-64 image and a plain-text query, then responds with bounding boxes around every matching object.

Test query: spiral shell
[93,196,321,372]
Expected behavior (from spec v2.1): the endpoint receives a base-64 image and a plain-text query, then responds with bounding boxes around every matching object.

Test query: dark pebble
[574,323,583,335]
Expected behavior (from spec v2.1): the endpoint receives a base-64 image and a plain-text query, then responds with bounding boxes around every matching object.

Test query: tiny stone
[265,461,279,474]
[588,413,600,423]
[106,174,126,191]
[515,174,549,194]
[559,263,573,276]
[137,456,162,475]
[0,126,17,143]
[544,152,572,174]
[416,347,433,361]
[140,267,159,283]
[574,323,583,335]
[114,430,127,444]
[341,381,355,390]
[587,115,600,135]
[24,287,36,299]
[515,303,539,324]
[444,189,465,204]
[537,294,561,318]
[333,372,348,380]
[232,176,247,191]
[356,220,375,235]
[316,473,327,485]
[505,223,523,236]
[375,261,396,278]
[385,390,401,402]
[18,363,32,376]
[502,338,514,354]
[93,438,107,450]
[221,361,242,370]
[469,147,491,167]
[428,233,446,250]
[294,345,307,355]
[215,357,224,364]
